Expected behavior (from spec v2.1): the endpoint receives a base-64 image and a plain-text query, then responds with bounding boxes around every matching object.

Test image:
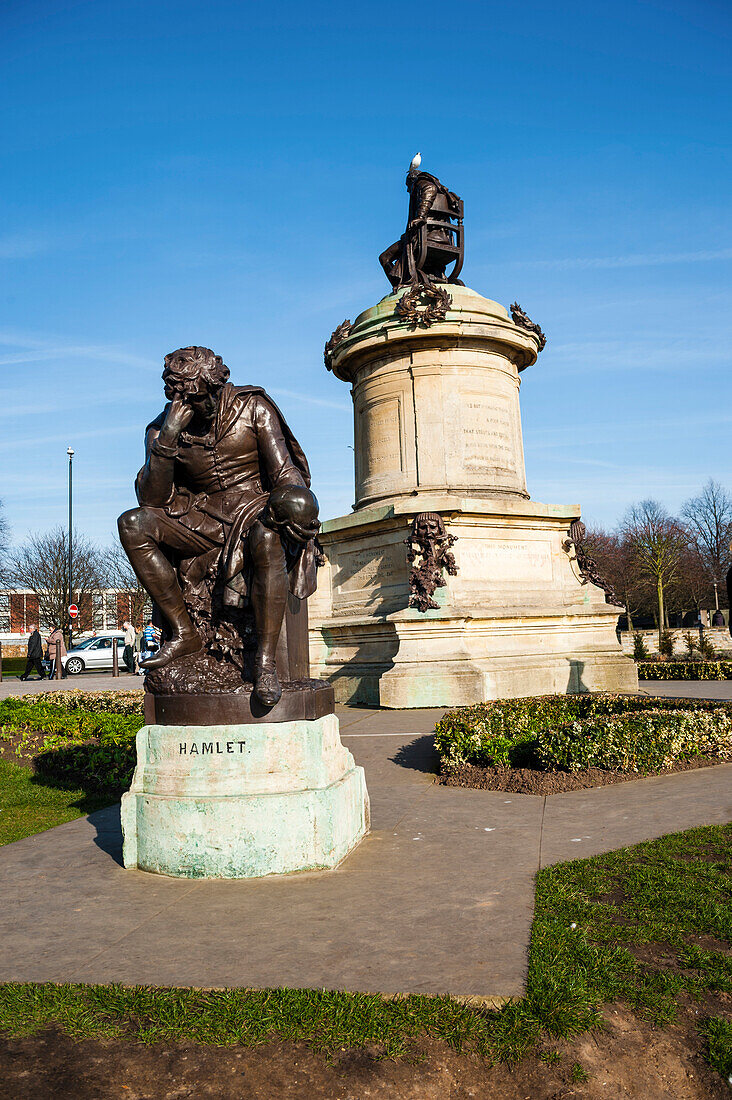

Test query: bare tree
[667,544,715,622]
[9,527,107,643]
[102,538,150,628]
[622,500,687,644]
[584,527,642,631]
[681,479,732,606]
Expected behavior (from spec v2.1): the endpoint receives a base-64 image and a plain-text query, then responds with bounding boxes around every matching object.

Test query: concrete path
[640,679,732,701]
[1,701,731,999]
[0,672,141,698]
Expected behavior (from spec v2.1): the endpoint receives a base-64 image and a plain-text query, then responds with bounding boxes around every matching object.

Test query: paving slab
[0,704,730,998]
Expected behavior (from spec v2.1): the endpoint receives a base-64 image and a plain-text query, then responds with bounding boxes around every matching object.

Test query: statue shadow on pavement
[390,735,439,775]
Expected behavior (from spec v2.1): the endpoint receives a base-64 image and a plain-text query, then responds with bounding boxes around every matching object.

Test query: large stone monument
[118,346,369,877]
[310,157,637,707]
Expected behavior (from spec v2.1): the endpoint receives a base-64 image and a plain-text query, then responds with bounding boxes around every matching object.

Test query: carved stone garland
[396,284,452,328]
[404,512,458,612]
[324,319,352,371]
[510,302,547,351]
[562,520,622,607]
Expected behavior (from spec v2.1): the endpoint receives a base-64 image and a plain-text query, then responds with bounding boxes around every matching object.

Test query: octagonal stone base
[121,715,370,879]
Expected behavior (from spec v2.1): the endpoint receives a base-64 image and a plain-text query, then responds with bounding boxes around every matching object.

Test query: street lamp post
[67,447,74,648]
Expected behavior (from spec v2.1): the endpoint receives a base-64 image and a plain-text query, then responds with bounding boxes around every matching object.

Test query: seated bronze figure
[379,153,464,289]
[118,346,320,707]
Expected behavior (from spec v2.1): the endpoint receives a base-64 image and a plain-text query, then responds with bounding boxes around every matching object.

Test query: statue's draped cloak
[137,384,317,607]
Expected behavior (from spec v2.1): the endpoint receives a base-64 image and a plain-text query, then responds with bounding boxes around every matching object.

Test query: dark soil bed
[438,754,729,794]
[0,1000,728,1100]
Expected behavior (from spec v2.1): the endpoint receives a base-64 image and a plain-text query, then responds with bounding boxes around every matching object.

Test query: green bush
[683,632,697,658]
[537,709,732,773]
[0,697,143,793]
[434,693,732,775]
[34,689,144,715]
[658,630,675,659]
[637,661,732,681]
[633,633,650,661]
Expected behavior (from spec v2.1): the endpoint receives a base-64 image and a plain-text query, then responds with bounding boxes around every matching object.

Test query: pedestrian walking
[139,619,160,669]
[45,625,67,679]
[122,621,136,674]
[20,625,46,681]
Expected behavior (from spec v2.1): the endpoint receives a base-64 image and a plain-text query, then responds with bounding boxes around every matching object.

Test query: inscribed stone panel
[460,393,517,473]
[459,539,553,583]
[334,543,405,593]
[359,397,403,483]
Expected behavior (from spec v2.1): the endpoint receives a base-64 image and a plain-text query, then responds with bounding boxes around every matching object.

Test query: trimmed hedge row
[637,661,732,681]
[434,693,732,774]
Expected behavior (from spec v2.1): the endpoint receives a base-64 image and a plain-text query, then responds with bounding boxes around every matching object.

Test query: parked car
[61,632,128,675]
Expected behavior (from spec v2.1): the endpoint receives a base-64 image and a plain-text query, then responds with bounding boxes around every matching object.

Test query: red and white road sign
[68,604,79,619]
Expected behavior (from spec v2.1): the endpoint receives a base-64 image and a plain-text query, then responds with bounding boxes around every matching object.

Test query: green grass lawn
[0,759,111,846]
[0,693,729,1083]
[0,809,728,1080]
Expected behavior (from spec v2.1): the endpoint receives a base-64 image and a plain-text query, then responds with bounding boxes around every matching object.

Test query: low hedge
[637,661,732,681]
[0,697,143,793]
[434,693,732,775]
[37,689,144,715]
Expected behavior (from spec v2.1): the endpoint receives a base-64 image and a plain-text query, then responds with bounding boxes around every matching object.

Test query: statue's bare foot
[141,633,202,670]
[253,660,282,707]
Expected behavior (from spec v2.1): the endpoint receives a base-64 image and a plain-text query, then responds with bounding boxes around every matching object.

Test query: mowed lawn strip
[0,759,111,846]
[0,824,729,1082]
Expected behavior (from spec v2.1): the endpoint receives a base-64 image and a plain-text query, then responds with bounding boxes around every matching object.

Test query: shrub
[536,709,732,773]
[0,697,143,793]
[637,661,732,681]
[633,633,650,661]
[683,632,697,659]
[434,693,732,775]
[698,633,718,660]
[658,631,675,659]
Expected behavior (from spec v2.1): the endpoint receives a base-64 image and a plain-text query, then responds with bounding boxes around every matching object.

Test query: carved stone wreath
[510,302,547,351]
[324,319,352,371]
[395,284,452,328]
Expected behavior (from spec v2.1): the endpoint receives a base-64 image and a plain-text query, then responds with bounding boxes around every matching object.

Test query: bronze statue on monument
[118,346,331,722]
[379,153,465,289]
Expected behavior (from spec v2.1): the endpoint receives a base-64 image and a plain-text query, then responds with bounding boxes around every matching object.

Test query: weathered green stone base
[121,715,370,879]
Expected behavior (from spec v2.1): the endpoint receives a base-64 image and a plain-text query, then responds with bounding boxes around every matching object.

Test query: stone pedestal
[121,714,369,878]
[310,285,637,706]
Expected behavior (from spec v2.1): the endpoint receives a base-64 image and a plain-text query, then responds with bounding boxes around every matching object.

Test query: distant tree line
[583,480,732,640]
[0,497,146,643]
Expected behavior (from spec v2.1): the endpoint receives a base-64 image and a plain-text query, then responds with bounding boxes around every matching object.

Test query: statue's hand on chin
[161,395,195,442]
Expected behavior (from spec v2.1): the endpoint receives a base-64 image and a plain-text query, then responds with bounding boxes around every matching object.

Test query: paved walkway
[0,672,142,698]
[1,699,731,999]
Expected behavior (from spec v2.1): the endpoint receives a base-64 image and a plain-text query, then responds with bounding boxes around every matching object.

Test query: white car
[62,632,129,675]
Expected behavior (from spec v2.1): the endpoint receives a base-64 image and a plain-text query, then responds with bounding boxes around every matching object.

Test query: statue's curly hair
[162,346,230,398]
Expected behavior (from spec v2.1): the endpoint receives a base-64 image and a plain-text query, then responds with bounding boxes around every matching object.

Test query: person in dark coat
[20,625,46,681]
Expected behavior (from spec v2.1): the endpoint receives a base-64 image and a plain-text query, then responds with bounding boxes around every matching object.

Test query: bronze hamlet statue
[118,346,320,708]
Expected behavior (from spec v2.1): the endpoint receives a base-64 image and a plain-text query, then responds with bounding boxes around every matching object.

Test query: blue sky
[1,0,730,548]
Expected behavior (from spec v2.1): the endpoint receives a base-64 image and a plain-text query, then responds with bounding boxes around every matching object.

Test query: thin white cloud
[0,331,157,372]
[516,248,732,271]
[269,388,350,411]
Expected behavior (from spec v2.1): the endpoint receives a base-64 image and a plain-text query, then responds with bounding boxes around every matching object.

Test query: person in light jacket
[46,626,67,679]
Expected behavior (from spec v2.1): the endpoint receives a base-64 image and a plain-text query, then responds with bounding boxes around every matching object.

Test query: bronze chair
[412,192,464,283]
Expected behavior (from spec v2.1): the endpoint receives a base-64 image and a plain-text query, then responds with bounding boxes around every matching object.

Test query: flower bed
[0,696,143,793]
[637,661,732,681]
[434,693,732,790]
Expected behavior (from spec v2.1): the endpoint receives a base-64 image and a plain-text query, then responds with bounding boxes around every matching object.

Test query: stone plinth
[329,286,536,510]
[313,284,637,707]
[309,495,637,707]
[121,715,370,878]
